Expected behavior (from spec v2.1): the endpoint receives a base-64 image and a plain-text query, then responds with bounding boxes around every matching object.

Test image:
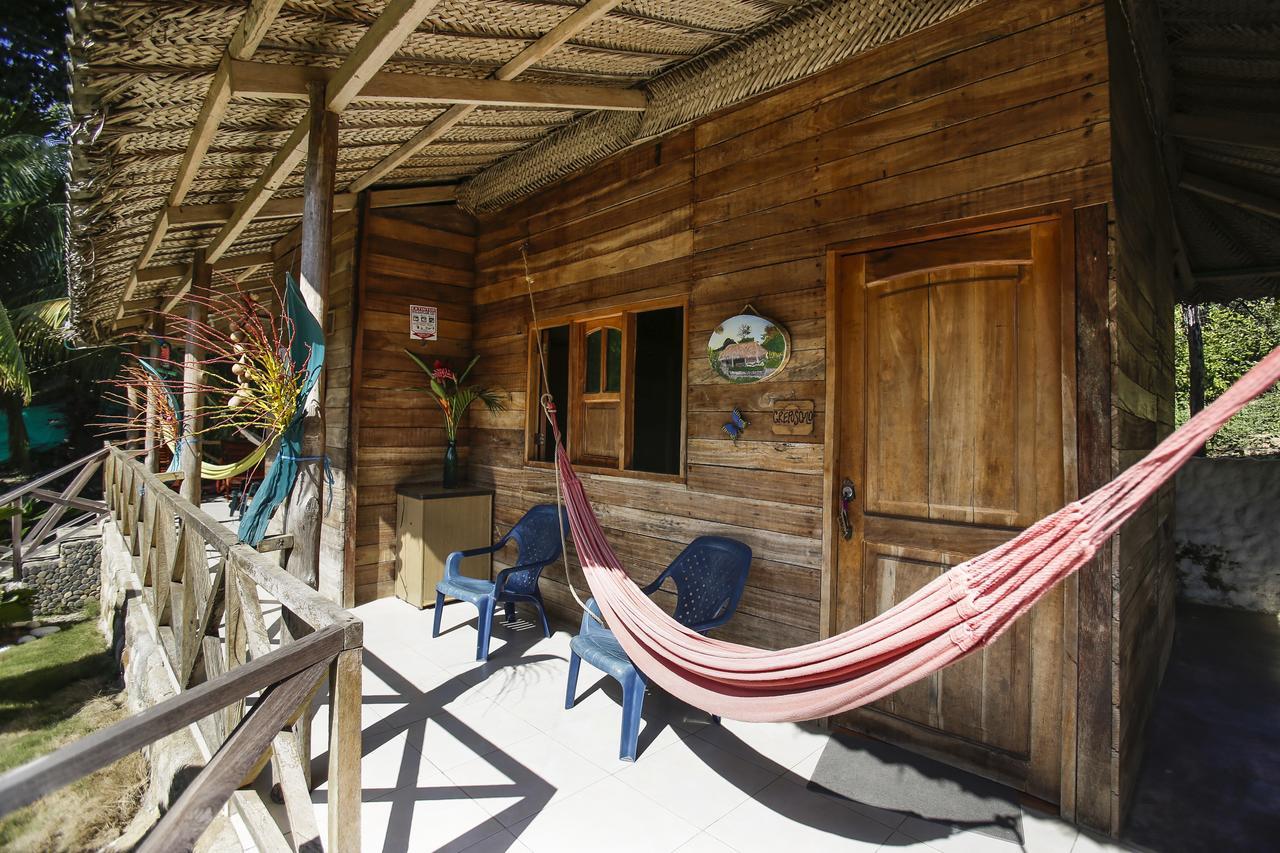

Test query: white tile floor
[290,596,1137,853]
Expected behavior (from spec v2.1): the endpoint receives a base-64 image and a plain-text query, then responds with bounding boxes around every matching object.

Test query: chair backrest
[660,536,752,633]
[508,504,569,568]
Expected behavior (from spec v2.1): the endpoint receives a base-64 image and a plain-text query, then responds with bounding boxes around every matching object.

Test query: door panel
[833,218,1071,800]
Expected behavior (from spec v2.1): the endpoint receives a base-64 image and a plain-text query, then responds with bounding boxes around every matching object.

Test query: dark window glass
[629,307,684,474]
[585,328,601,394]
[605,327,622,392]
[535,325,570,462]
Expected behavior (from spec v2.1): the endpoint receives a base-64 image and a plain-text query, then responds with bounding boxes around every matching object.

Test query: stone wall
[24,531,103,615]
[1174,457,1280,614]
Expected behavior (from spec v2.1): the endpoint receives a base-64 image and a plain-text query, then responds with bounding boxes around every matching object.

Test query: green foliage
[0,618,110,729]
[0,0,70,119]
[405,351,506,442]
[0,297,31,402]
[1175,299,1280,456]
[0,8,120,466]
[0,585,35,628]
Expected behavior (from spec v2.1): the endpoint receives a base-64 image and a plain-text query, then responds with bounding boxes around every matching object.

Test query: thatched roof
[1148,0,1280,302]
[66,0,987,339]
[718,341,767,362]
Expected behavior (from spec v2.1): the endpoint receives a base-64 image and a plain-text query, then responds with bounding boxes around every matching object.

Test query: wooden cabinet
[394,484,494,608]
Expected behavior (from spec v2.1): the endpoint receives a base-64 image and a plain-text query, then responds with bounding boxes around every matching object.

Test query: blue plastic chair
[433,504,569,662]
[564,535,752,761]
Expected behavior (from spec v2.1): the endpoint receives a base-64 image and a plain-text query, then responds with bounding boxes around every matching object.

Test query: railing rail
[0,445,362,852]
[1,447,109,577]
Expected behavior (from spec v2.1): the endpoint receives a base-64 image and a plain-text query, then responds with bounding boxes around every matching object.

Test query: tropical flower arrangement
[103,282,306,464]
[405,351,505,487]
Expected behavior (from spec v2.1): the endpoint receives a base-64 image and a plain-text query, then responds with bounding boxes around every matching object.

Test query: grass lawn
[0,608,146,849]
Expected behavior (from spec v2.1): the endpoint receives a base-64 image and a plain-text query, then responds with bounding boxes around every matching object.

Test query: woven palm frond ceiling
[1149,0,1280,302]
[67,0,991,336]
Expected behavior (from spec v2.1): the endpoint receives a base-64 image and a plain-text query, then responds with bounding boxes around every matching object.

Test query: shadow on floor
[1124,603,1280,852]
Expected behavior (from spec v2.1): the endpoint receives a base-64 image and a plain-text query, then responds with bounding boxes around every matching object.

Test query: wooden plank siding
[1105,0,1179,833]
[247,0,1181,833]
[272,209,360,607]
[467,0,1112,656]
[352,205,477,603]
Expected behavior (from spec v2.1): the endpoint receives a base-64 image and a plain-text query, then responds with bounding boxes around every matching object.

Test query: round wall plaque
[707,312,790,384]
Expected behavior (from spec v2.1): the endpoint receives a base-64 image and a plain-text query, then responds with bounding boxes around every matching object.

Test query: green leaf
[457,354,481,384]
[403,348,433,376]
[0,299,32,402]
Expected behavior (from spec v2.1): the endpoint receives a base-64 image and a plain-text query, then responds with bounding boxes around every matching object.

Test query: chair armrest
[578,598,605,636]
[639,569,671,597]
[443,543,502,579]
[492,558,552,595]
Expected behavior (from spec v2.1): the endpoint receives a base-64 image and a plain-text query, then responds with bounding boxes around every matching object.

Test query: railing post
[328,647,362,852]
[9,508,21,579]
[145,331,162,473]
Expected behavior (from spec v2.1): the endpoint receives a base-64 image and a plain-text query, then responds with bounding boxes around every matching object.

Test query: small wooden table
[394,483,494,608]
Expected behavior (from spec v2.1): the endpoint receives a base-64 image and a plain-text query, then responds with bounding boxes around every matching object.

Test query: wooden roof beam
[137,252,275,284]
[163,0,446,314]
[1170,112,1280,152]
[229,59,646,111]
[1181,171,1280,222]
[114,0,287,323]
[199,0,445,271]
[169,193,359,228]
[1194,265,1280,283]
[348,0,626,194]
[168,185,454,228]
[367,185,457,207]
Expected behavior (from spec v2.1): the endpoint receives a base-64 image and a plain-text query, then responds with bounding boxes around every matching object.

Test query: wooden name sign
[771,400,815,435]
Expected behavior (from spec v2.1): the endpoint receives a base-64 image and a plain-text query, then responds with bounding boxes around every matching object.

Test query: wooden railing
[0,446,362,852]
[1,447,109,577]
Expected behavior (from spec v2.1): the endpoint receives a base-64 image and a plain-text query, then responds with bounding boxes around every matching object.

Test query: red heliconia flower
[432,367,456,382]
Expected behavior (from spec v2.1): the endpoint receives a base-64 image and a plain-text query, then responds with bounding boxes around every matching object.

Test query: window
[528,301,685,476]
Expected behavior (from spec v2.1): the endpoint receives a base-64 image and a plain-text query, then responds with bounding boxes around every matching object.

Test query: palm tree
[0,101,71,468]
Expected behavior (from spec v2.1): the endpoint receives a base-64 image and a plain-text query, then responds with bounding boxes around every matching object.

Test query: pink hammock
[548,345,1280,723]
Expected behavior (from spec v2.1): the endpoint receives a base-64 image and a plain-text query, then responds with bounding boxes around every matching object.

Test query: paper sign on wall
[409,304,438,341]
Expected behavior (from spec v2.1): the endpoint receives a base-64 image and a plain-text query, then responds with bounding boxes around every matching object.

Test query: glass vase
[442,438,459,489]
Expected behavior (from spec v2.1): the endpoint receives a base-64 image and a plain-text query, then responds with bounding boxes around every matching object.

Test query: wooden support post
[283,83,337,605]
[282,82,337,795]
[327,648,362,852]
[1073,204,1114,831]
[144,327,162,473]
[9,510,21,579]
[1182,304,1206,415]
[181,253,210,505]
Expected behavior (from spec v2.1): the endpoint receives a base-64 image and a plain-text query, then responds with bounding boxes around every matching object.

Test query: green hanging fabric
[237,273,325,545]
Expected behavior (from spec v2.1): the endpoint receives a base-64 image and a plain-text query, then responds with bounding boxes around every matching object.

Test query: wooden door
[830,216,1074,801]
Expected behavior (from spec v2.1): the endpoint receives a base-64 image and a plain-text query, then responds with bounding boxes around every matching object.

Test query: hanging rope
[522,243,604,625]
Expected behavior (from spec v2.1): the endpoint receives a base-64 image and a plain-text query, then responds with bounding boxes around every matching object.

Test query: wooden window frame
[524,295,688,482]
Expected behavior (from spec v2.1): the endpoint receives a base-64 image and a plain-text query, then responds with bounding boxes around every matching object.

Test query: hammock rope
[522,244,603,624]
[534,314,1280,722]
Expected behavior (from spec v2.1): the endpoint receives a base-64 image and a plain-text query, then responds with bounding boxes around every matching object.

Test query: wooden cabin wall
[468,0,1111,654]
[352,204,477,604]
[272,210,360,607]
[1106,0,1179,831]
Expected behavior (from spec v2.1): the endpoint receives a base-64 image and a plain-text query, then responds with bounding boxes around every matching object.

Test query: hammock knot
[946,569,978,618]
[948,623,979,651]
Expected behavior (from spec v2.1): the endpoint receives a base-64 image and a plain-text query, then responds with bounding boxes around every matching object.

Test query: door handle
[838,478,856,541]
